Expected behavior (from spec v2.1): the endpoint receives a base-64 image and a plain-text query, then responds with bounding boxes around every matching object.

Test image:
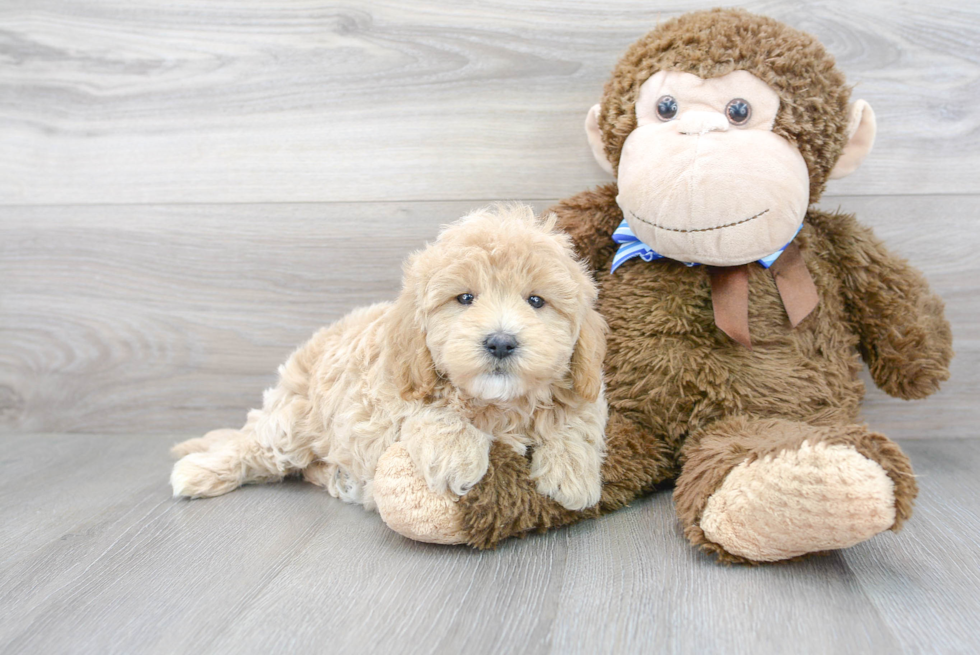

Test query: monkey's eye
[527,295,545,309]
[725,98,752,125]
[457,293,475,305]
[656,95,678,120]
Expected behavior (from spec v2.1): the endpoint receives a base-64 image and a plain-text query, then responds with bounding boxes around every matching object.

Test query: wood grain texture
[1,0,979,205]
[0,200,532,434]
[1,433,978,654]
[1,195,976,437]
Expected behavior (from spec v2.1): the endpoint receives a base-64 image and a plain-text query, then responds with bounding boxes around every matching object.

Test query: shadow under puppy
[171,204,608,524]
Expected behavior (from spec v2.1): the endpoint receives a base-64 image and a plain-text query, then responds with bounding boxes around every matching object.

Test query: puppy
[171,204,607,512]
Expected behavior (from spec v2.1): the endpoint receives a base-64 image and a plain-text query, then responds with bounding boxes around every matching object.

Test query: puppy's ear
[570,306,606,403]
[389,257,438,401]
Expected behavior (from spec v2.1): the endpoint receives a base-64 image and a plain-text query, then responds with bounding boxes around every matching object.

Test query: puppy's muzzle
[484,332,519,360]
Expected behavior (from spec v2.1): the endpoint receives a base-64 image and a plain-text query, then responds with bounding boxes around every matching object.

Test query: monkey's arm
[456,408,675,548]
[546,183,623,272]
[809,210,953,400]
[375,406,675,548]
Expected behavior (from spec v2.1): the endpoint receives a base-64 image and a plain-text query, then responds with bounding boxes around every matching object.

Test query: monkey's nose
[484,332,519,359]
[677,111,729,135]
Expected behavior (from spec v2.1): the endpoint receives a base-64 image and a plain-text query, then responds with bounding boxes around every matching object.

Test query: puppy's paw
[530,441,602,511]
[403,423,491,497]
[171,452,241,499]
[418,439,490,497]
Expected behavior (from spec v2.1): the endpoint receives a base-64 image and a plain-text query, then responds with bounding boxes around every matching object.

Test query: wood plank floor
[1,433,978,655]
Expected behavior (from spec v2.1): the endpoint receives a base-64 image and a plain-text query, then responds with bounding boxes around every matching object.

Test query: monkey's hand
[861,287,953,400]
[814,210,953,400]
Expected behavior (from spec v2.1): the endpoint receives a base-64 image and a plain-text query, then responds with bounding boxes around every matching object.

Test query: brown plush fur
[451,9,953,560]
[460,408,677,549]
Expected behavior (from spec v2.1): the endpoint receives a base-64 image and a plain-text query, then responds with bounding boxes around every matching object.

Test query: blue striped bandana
[610,220,802,273]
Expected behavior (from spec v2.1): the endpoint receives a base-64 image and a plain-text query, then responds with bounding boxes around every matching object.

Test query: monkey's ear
[585,104,615,176]
[829,100,876,180]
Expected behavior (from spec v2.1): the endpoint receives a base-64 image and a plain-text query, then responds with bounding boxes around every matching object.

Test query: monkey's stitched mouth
[628,208,770,233]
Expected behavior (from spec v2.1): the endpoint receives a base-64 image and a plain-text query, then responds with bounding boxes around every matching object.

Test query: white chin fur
[466,373,525,401]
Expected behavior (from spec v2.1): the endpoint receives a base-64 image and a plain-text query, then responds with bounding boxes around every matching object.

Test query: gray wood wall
[1,0,977,437]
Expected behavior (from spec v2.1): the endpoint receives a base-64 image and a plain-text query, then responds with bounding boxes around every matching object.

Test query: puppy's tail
[170,428,241,459]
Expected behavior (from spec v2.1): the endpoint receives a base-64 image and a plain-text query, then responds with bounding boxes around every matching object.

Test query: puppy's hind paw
[171,452,241,499]
[530,442,603,511]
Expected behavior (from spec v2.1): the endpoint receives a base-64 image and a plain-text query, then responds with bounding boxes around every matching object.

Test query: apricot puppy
[171,204,607,514]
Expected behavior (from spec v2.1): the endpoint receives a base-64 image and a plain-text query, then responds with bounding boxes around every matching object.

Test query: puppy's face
[396,206,605,403]
[424,253,579,403]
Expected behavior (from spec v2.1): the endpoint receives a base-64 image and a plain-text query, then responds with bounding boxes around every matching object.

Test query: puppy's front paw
[530,441,602,511]
[404,429,491,497]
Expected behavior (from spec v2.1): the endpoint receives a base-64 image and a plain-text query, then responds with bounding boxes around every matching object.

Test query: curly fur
[170,204,608,513]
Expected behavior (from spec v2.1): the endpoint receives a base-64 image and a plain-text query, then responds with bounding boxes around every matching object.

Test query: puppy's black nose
[484,332,519,359]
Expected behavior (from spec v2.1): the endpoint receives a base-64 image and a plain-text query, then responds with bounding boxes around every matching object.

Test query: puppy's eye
[527,295,545,309]
[456,293,475,305]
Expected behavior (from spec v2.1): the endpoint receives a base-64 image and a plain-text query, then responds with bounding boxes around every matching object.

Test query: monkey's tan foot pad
[375,443,467,545]
[699,441,897,562]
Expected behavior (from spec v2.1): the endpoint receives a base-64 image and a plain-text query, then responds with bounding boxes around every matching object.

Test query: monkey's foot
[374,443,467,545]
[698,441,897,562]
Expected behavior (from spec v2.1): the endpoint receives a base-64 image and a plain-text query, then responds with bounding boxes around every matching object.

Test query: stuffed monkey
[373,8,953,563]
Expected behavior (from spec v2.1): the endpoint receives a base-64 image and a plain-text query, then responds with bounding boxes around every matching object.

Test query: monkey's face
[613,71,810,266]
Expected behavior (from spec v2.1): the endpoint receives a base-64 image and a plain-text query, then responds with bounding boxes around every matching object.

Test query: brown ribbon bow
[707,243,819,349]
